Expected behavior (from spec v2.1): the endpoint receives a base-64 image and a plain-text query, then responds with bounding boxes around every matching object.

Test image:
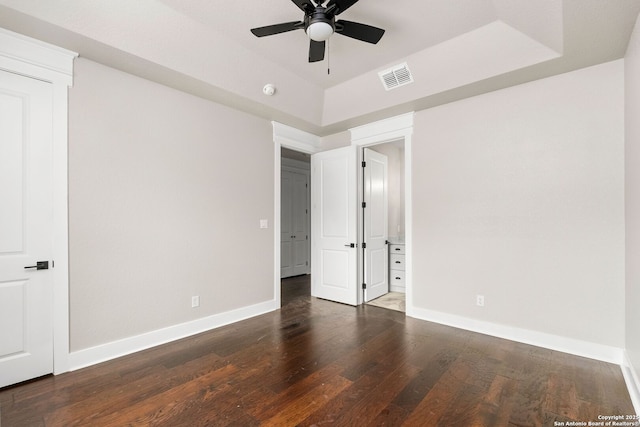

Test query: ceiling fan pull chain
[327,38,331,75]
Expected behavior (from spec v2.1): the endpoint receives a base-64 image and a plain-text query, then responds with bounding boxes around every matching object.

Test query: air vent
[378,63,413,91]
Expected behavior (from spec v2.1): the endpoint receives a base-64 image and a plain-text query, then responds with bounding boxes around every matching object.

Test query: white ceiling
[0,0,639,135]
[157,0,502,88]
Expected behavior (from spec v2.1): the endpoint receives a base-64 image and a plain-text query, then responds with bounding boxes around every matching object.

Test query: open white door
[311,146,358,305]
[363,148,389,302]
[0,70,55,388]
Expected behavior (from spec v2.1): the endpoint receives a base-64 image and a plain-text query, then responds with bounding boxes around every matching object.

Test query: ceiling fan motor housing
[305,8,335,41]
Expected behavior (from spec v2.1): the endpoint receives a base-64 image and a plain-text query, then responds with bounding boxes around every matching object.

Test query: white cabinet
[389,243,405,292]
[281,168,310,278]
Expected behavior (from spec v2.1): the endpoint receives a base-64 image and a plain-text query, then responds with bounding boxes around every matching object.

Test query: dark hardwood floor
[0,275,635,426]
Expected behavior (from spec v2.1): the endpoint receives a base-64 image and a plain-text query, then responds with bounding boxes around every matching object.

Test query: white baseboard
[408,306,624,364]
[622,351,640,415]
[69,299,278,371]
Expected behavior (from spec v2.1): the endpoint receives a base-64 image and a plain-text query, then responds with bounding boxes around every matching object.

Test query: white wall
[625,14,640,391]
[65,50,629,370]
[320,130,351,151]
[412,60,625,348]
[68,58,274,352]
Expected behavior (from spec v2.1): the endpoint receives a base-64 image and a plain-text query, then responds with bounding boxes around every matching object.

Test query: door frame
[272,122,321,308]
[0,28,77,374]
[350,113,414,312]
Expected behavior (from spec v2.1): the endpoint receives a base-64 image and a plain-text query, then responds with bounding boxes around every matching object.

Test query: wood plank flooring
[0,275,635,426]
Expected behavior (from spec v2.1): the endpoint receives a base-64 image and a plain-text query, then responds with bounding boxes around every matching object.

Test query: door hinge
[306,235,308,240]
[362,202,366,208]
[362,161,366,168]
[362,283,367,289]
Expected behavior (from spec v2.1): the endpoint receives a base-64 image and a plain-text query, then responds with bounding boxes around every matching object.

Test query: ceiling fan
[250,0,385,63]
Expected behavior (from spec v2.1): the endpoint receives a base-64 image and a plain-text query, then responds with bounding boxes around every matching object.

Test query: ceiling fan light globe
[306,22,333,41]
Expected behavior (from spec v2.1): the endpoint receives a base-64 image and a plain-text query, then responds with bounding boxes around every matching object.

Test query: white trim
[273,122,321,154]
[411,306,624,364]
[274,141,282,308]
[0,27,77,376]
[0,27,76,86]
[350,113,414,310]
[622,351,640,415]
[52,83,71,374]
[69,299,278,371]
[273,122,321,308]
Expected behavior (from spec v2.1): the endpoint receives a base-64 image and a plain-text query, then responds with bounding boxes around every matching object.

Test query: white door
[291,171,309,276]
[0,70,54,388]
[281,171,294,277]
[363,148,389,302]
[311,146,358,305]
[281,169,310,278]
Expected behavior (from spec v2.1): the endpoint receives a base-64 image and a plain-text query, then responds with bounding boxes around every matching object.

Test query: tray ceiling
[0,0,638,134]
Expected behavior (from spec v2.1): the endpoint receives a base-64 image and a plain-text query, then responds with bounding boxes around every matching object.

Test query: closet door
[291,172,309,276]
[281,169,310,278]
[281,171,294,277]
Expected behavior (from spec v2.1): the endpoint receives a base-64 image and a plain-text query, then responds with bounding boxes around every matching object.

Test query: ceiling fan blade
[309,40,325,62]
[291,0,315,13]
[326,0,360,15]
[336,20,385,44]
[251,21,304,37]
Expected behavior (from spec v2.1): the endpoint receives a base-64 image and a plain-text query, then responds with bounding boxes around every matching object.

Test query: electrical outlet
[191,296,200,308]
[476,295,485,307]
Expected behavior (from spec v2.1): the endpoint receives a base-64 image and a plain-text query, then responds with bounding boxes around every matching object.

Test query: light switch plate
[260,219,268,229]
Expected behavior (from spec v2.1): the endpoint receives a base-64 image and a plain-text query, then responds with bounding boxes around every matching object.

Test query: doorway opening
[361,140,406,313]
[280,147,311,280]
[272,122,321,309]
[350,113,414,314]
[280,146,311,302]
